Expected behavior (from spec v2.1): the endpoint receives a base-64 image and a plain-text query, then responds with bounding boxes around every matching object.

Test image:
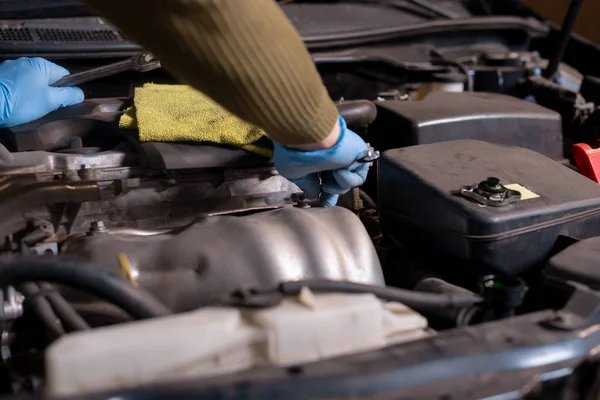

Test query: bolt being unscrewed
[289,146,380,209]
[358,146,381,164]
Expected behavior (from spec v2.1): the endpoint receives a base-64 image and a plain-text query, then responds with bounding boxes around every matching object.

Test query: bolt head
[91,221,104,228]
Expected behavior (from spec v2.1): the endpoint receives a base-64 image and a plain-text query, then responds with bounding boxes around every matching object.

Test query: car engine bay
[2,0,600,399]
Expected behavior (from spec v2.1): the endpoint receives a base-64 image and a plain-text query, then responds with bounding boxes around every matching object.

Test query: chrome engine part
[0,156,300,243]
[0,100,301,237]
[0,100,378,322]
[61,207,384,311]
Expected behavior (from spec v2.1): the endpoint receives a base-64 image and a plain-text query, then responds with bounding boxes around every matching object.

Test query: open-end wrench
[51,52,161,88]
[358,146,380,164]
[351,145,380,210]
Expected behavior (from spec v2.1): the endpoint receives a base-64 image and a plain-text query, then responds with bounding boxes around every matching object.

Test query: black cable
[39,283,90,331]
[479,0,492,15]
[71,302,133,326]
[429,49,474,92]
[19,283,66,337]
[278,280,482,311]
[359,189,377,210]
[0,258,170,320]
[543,0,584,80]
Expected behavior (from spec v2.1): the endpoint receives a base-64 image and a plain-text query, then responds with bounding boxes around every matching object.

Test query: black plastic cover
[337,100,377,127]
[1,98,373,170]
[140,142,269,170]
[547,237,600,290]
[580,75,600,104]
[368,92,564,160]
[1,98,125,152]
[379,140,600,275]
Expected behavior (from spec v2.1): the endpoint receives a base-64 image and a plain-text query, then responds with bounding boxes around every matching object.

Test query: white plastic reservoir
[46,289,429,397]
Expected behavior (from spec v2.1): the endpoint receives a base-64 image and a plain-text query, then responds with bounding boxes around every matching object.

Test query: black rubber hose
[359,189,377,210]
[279,280,482,311]
[71,302,133,326]
[39,283,91,331]
[543,0,584,80]
[19,283,66,337]
[0,259,170,319]
[413,278,482,325]
[429,49,474,92]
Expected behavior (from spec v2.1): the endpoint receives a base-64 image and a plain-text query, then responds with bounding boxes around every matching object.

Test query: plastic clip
[573,143,600,183]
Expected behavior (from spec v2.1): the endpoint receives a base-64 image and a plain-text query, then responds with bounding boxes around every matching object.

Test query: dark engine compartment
[2,0,600,399]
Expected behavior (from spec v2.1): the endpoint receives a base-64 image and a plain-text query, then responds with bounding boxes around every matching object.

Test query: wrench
[357,146,380,164]
[51,52,161,88]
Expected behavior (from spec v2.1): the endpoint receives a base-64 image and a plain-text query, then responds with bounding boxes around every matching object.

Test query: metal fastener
[88,221,107,235]
[358,146,381,163]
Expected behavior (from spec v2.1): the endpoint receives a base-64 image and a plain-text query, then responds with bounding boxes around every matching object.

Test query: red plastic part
[573,143,600,183]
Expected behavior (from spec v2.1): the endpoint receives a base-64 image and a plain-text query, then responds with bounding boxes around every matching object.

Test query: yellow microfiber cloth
[119,83,272,157]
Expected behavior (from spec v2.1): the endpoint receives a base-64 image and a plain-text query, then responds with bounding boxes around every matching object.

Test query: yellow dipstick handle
[117,252,138,287]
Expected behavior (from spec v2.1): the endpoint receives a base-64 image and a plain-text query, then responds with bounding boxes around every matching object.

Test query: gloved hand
[0,57,84,128]
[273,116,370,207]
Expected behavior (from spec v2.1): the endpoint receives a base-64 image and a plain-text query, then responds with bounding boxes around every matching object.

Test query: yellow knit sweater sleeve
[82,0,339,146]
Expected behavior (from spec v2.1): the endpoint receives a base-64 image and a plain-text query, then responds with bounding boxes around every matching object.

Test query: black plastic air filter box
[378,140,600,275]
[368,92,563,160]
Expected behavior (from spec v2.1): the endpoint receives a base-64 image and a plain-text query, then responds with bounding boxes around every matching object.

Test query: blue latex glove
[0,57,84,128]
[274,116,370,207]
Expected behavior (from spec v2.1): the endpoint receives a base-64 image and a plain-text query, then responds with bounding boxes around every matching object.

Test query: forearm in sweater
[82,0,339,146]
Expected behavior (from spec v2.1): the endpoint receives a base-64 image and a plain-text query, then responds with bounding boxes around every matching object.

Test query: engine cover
[378,140,600,275]
[368,92,563,160]
[62,207,384,312]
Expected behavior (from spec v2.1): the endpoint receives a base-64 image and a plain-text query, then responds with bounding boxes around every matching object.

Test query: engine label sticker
[504,183,540,200]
